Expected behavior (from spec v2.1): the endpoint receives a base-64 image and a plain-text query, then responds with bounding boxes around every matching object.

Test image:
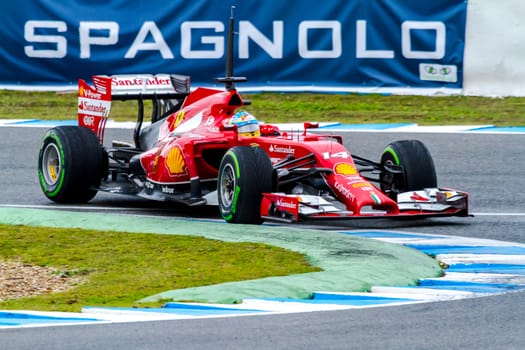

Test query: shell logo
[166,147,186,176]
[334,162,357,176]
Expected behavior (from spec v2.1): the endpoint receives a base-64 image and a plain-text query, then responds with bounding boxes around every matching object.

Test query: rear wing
[109,74,191,100]
[78,74,191,143]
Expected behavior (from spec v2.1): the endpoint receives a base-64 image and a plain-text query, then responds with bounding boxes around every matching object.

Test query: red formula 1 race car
[37,18,468,225]
[37,72,468,224]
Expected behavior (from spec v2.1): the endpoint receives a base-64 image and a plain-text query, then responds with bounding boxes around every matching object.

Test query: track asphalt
[1,119,524,327]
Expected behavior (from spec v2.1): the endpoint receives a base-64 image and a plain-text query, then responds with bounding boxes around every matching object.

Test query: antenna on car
[215,6,247,91]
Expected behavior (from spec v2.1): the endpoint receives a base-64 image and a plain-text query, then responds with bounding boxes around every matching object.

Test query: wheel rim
[42,143,62,186]
[220,163,236,208]
[381,159,395,189]
[380,157,401,195]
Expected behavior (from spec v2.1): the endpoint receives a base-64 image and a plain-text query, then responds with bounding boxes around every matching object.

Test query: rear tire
[218,146,273,224]
[38,126,105,203]
[380,140,437,198]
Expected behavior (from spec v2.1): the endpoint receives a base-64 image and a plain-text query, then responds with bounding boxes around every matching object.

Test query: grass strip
[0,90,523,126]
[0,224,320,312]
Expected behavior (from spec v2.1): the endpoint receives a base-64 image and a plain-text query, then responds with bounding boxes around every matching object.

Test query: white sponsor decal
[78,99,110,117]
[161,186,175,194]
[269,144,295,154]
[419,63,457,83]
[277,198,297,209]
[344,176,363,185]
[145,181,154,189]
[204,116,215,126]
[112,75,171,89]
[82,89,102,99]
[334,181,355,201]
[82,115,95,126]
[322,151,349,159]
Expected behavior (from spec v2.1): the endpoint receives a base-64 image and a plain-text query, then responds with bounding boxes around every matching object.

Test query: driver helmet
[230,111,260,137]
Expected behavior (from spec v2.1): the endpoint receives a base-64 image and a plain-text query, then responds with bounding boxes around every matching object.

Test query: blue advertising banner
[0,0,466,91]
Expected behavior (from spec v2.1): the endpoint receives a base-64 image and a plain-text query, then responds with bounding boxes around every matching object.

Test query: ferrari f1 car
[37,19,468,225]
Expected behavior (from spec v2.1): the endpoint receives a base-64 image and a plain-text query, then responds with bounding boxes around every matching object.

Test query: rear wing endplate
[78,74,191,143]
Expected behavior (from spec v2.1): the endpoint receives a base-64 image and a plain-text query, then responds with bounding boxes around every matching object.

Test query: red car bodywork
[76,74,469,223]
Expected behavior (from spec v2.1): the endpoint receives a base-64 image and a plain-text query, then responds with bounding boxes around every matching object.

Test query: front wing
[261,188,469,223]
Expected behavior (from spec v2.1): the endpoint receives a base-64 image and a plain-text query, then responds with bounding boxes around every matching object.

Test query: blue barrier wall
[1,1,466,90]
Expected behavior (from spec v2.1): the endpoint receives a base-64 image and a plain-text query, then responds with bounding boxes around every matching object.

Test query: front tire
[38,126,105,203]
[380,140,437,198]
[218,146,273,224]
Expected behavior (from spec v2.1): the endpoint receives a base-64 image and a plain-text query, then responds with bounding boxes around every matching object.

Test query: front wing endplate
[261,188,469,222]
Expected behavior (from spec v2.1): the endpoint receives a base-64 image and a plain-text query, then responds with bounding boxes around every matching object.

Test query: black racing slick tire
[380,140,437,197]
[218,146,273,224]
[38,126,105,203]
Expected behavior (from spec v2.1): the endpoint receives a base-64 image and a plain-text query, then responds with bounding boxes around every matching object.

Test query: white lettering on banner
[239,21,283,59]
[357,20,446,59]
[24,21,67,58]
[180,21,224,59]
[298,21,342,59]
[125,21,174,59]
[79,22,119,59]
[356,20,394,59]
[402,21,445,59]
[23,19,448,60]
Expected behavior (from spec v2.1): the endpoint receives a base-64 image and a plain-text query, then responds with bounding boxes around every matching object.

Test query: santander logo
[277,198,297,209]
[269,144,295,154]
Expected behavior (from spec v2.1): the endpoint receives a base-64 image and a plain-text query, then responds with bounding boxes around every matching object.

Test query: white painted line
[438,254,525,265]
[370,286,476,299]
[234,299,352,312]
[0,204,167,212]
[472,212,525,216]
[393,125,494,132]
[439,272,525,284]
[3,205,525,218]
[1,119,525,134]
